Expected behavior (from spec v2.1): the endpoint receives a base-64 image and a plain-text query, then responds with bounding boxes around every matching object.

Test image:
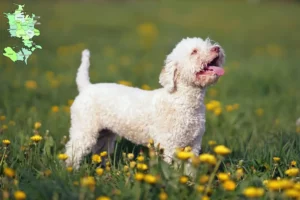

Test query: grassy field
[0,0,300,199]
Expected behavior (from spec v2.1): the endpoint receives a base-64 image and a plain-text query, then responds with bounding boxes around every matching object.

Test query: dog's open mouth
[196,56,224,77]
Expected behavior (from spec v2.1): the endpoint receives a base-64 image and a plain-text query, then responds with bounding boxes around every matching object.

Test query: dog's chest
[155,105,205,141]
[179,109,205,138]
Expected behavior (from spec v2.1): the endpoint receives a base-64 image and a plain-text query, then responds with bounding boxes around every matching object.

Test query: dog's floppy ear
[159,61,178,93]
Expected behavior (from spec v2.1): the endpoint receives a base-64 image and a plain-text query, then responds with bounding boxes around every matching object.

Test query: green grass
[0,0,300,199]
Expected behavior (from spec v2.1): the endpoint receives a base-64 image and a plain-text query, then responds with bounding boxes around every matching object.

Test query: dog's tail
[76,49,91,92]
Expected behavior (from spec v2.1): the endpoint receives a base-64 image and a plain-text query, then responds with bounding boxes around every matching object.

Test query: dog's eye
[191,49,198,55]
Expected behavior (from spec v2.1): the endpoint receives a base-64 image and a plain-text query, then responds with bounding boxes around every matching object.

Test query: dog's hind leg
[92,129,117,155]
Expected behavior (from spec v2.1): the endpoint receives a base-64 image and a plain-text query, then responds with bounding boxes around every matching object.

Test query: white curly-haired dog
[65,37,225,169]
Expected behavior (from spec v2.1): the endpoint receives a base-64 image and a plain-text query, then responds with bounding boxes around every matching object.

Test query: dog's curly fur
[65,37,225,169]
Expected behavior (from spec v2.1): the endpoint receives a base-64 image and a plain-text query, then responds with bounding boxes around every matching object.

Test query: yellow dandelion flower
[184,146,192,152]
[179,176,189,184]
[267,179,293,191]
[34,122,42,130]
[135,173,144,181]
[122,152,126,158]
[2,139,11,146]
[96,168,104,176]
[81,176,96,189]
[66,167,73,172]
[280,179,295,190]
[263,180,268,186]
[100,151,108,157]
[285,168,299,176]
[30,135,43,143]
[196,185,205,192]
[148,138,154,145]
[191,155,200,166]
[199,153,217,165]
[30,106,36,112]
[63,106,70,113]
[149,149,156,158]
[46,71,54,79]
[266,44,284,57]
[208,140,216,146]
[236,168,244,180]
[137,155,145,162]
[291,160,297,167]
[144,174,158,184]
[137,22,158,38]
[14,190,26,200]
[199,175,209,184]
[123,165,129,172]
[202,196,210,200]
[233,103,240,110]
[1,124,8,130]
[50,79,60,88]
[211,100,221,107]
[96,196,111,200]
[106,161,111,167]
[57,153,68,161]
[205,103,215,111]
[208,88,218,97]
[273,157,280,162]
[118,80,132,87]
[44,169,52,177]
[92,154,101,163]
[9,120,16,126]
[159,191,168,200]
[51,106,59,113]
[14,179,19,186]
[130,161,136,169]
[243,187,265,198]
[226,105,234,112]
[137,163,148,171]
[107,64,117,73]
[120,55,131,66]
[127,153,134,160]
[67,99,74,106]
[176,151,193,160]
[214,145,232,156]
[222,180,236,191]
[4,167,15,178]
[0,115,6,121]
[293,182,300,190]
[206,100,221,111]
[217,173,230,182]
[255,108,264,116]
[25,80,37,89]
[141,84,151,90]
[214,107,222,116]
[284,189,299,198]
[72,181,79,186]
[105,166,111,171]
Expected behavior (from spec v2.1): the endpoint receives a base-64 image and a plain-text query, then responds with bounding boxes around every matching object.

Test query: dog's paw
[82,49,90,58]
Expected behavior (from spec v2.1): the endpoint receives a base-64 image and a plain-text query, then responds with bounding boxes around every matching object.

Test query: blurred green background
[0,0,300,161]
[0,0,300,199]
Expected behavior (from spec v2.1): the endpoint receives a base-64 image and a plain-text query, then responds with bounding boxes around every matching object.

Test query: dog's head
[159,37,225,92]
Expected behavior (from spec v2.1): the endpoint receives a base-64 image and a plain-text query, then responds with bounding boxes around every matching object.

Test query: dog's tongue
[207,66,225,76]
